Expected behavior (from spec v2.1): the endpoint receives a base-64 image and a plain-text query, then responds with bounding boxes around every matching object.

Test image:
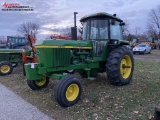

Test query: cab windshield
[82,19,108,40]
[82,19,123,40]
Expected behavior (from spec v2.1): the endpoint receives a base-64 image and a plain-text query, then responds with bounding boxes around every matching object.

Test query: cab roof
[80,12,123,22]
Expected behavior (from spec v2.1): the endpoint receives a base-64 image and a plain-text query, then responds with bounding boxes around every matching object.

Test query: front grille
[53,48,71,67]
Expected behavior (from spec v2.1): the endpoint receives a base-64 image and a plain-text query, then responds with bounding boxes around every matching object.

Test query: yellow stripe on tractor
[35,46,92,49]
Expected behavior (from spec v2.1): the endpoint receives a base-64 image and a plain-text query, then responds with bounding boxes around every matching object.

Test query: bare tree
[122,20,130,35]
[133,27,142,38]
[122,20,132,41]
[147,5,160,39]
[17,22,39,42]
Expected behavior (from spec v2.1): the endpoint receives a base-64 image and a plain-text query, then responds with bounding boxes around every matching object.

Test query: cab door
[89,19,109,56]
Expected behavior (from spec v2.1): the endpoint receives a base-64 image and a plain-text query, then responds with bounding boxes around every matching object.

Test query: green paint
[0,49,23,53]
[24,63,41,80]
[50,73,68,80]
[0,49,22,63]
[35,39,92,47]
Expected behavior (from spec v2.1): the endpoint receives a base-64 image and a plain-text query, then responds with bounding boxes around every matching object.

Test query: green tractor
[0,49,23,75]
[24,12,134,107]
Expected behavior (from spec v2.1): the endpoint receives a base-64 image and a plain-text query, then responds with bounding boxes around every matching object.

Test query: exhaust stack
[71,12,78,40]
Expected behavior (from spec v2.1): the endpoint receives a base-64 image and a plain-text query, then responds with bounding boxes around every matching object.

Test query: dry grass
[0,53,160,119]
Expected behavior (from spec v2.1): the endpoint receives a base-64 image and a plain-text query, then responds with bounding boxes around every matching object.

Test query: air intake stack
[71,12,78,40]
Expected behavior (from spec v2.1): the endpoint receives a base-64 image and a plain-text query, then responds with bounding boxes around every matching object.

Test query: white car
[133,44,151,54]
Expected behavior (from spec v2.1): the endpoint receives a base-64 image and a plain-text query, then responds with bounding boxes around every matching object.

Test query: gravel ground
[0,83,53,120]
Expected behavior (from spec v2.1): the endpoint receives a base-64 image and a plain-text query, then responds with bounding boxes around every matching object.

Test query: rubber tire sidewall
[106,46,134,85]
[27,77,49,90]
[0,61,13,75]
[55,75,82,107]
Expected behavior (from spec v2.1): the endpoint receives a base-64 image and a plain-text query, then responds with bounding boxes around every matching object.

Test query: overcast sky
[0,0,160,40]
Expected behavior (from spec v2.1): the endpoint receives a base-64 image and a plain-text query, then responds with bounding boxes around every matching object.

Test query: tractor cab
[80,12,125,56]
[6,36,27,49]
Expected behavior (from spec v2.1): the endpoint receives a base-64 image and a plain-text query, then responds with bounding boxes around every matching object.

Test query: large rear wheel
[0,61,13,75]
[106,46,134,85]
[27,76,49,90]
[54,76,82,107]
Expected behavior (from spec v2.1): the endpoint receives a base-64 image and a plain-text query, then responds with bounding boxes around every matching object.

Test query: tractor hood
[35,40,92,49]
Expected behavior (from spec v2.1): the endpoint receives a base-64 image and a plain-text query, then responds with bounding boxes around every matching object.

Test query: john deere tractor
[24,12,134,107]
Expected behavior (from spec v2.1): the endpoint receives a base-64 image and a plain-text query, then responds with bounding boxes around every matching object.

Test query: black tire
[0,61,13,75]
[12,62,18,67]
[154,111,160,120]
[54,75,82,107]
[106,46,134,86]
[27,76,49,90]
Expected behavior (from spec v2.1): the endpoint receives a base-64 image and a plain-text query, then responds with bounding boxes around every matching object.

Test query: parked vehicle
[24,12,134,107]
[0,49,23,75]
[133,44,151,54]
[6,36,27,49]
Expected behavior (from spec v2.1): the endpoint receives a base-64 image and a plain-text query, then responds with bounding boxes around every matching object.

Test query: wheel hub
[66,84,79,101]
[35,76,46,86]
[120,55,132,79]
[1,65,10,73]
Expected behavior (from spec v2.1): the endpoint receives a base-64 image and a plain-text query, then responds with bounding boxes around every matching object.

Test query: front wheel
[0,61,13,75]
[106,46,134,85]
[27,76,49,90]
[54,76,82,107]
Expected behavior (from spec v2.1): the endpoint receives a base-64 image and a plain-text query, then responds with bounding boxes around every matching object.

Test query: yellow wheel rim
[120,55,132,79]
[66,84,79,101]
[35,76,46,86]
[0,65,10,73]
